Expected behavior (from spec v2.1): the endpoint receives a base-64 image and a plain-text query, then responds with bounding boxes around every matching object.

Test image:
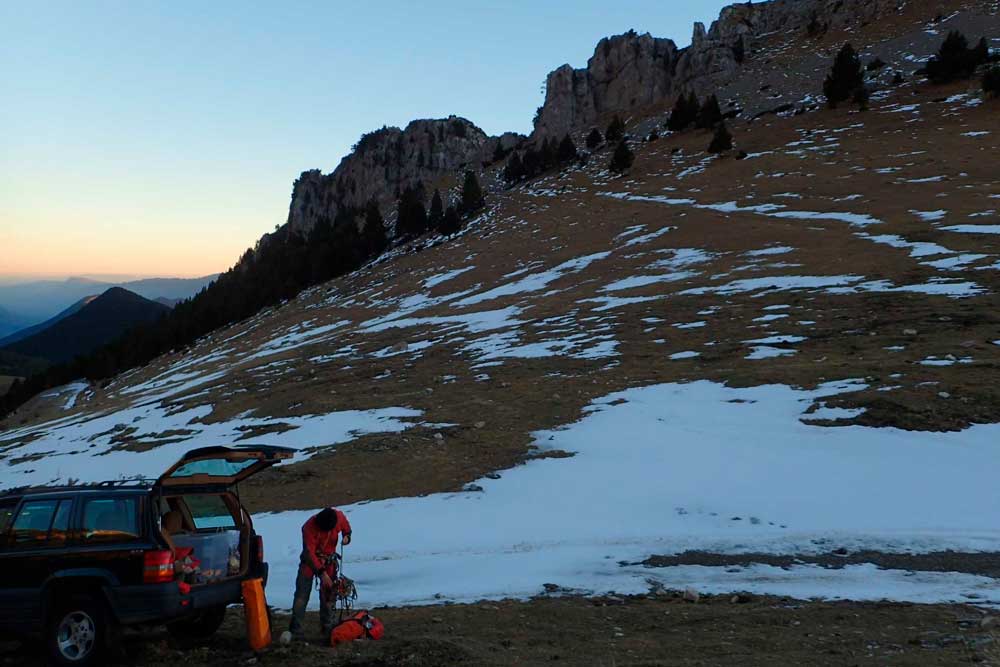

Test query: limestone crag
[532,0,905,139]
[286,117,514,235]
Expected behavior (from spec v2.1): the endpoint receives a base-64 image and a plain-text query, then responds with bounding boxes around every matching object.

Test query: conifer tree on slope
[557,133,578,164]
[586,128,603,149]
[609,140,634,173]
[605,115,626,142]
[708,122,733,154]
[397,185,428,236]
[441,205,461,235]
[823,43,863,108]
[667,92,699,131]
[695,94,723,129]
[503,152,525,184]
[363,198,388,254]
[926,31,991,83]
[428,188,444,230]
[459,170,485,217]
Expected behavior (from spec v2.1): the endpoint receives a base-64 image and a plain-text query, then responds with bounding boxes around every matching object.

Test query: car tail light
[143,550,174,584]
[254,535,264,564]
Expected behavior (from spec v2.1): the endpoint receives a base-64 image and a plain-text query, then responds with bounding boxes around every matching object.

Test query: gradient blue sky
[1,1,731,280]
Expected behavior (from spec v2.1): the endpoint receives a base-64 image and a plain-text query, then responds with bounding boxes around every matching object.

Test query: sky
[0,1,731,282]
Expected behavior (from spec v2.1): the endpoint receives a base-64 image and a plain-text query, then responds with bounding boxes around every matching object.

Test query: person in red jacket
[288,507,352,639]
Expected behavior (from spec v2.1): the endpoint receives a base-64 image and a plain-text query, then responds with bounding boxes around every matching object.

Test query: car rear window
[168,458,258,479]
[184,494,237,530]
[81,497,140,543]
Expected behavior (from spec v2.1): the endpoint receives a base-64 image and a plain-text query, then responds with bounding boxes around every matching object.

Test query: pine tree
[733,36,746,64]
[605,115,626,142]
[926,32,991,83]
[411,199,427,235]
[441,205,461,235]
[396,185,428,237]
[459,170,484,217]
[609,140,634,173]
[503,152,525,184]
[695,94,723,129]
[522,147,541,178]
[984,67,1000,98]
[972,37,989,68]
[586,128,603,149]
[491,141,509,164]
[823,43,864,108]
[363,199,388,254]
[557,133,578,164]
[708,122,733,153]
[428,189,444,230]
[540,137,557,170]
[667,92,698,131]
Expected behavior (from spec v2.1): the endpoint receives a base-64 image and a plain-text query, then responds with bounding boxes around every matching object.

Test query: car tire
[45,595,108,667]
[166,605,227,641]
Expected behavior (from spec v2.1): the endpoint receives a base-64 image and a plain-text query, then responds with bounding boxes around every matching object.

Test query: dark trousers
[289,566,336,637]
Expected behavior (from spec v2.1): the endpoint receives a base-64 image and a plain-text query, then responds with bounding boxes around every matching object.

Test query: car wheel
[167,605,227,640]
[46,596,107,667]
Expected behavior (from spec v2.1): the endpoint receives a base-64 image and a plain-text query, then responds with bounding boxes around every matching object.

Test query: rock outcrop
[283,0,907,238]
[532,0,904,139]
[286,117,520,235]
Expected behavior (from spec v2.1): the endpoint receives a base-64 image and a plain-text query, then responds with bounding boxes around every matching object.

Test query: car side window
[10,500,59,548]
[81,497,139,543]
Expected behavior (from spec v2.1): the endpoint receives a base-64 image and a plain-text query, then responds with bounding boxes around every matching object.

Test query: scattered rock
[903,328,918,336]
[683,588,700,603]
[485,472,502,480]
[474,421,486,429]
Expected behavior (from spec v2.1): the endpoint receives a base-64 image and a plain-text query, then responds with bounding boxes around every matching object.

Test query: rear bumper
[110,562,269,626]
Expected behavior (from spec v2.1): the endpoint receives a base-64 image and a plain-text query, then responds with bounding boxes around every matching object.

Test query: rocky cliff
[282,0,906,238]
[286,117,521,235]
[532,0,904,139]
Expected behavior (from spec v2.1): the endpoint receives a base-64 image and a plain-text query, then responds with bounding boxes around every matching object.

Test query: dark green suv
[0,445,292,666]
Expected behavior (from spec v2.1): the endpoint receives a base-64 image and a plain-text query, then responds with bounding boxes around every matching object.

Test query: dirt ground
[2,593,997,666]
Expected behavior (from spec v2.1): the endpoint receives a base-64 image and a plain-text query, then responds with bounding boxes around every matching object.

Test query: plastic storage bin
[172,530,241,582]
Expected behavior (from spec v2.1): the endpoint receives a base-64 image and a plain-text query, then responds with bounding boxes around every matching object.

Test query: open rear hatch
[157,445,295,488]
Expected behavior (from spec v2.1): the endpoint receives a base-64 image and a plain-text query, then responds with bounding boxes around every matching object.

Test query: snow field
[258,380,1000,609]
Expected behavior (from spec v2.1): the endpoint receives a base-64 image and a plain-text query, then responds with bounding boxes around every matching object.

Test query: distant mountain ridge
[0,306,27,339]
[0,274,216,330]
[0,296,96,347]
[1,287,169,364]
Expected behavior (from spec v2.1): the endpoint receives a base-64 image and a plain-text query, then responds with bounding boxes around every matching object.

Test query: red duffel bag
[330,610,385,646]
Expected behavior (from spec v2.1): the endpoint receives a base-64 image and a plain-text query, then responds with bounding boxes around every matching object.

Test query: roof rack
[0,478,157,497]
[95,478,157,487]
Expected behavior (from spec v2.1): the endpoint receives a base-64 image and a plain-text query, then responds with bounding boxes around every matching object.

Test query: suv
[0,444,293,666]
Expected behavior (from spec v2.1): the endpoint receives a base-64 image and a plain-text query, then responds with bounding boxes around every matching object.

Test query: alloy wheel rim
[56,610,96,661]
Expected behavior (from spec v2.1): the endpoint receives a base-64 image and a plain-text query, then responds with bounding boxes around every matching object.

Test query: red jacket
[299,510,352,577]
